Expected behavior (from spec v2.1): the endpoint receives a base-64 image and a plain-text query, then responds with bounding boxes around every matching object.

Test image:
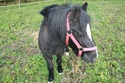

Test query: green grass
[0,0,125,83]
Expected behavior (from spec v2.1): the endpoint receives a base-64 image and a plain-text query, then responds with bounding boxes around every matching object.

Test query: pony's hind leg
[44,55,54,83]
[56,54,63,74]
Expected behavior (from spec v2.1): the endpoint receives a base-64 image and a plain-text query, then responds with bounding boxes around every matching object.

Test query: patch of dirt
[61,54,86,83]
[2,31,40,56]
[30,31,39,43]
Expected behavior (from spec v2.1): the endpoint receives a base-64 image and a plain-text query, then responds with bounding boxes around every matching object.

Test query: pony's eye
[78,33,83,37]
[72,28,85,37]
[78,33,85,37]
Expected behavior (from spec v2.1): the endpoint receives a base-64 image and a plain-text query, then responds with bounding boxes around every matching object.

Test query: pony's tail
[40,4,58,17]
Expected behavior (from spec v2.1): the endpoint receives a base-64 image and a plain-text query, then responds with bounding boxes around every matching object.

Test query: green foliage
[0,0,125,83]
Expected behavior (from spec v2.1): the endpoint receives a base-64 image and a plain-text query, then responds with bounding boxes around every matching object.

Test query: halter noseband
[65,12,97,57]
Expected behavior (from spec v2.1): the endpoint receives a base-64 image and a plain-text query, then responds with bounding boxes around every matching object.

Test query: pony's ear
[82,2,88,11]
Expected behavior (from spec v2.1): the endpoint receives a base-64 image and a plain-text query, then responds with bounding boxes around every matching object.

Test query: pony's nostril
[91,58,96,63]
[82,53,97,63]
[82,54,90,63]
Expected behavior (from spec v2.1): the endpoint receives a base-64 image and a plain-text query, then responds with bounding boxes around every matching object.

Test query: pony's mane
[40,4,59,17]
[40,3,79,17]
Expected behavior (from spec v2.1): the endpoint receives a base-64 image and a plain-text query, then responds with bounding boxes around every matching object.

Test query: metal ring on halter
[78,47,83,51]
[67,30,72,34]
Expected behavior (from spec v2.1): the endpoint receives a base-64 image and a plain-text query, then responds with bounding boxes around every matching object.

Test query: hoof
[59,73,62,75]
[48,81,53,83]
[65,52,69,56]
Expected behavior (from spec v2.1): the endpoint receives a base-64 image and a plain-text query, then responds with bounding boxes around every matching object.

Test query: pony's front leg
[56,54,63,74]
[65,46,69,56]
[45,56,54,83]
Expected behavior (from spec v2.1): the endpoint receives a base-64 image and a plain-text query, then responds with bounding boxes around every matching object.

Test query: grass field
[0,0,125,83]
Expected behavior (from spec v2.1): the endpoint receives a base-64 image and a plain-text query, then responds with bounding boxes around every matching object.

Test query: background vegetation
[0,0,125,83]
[0,0,44,6]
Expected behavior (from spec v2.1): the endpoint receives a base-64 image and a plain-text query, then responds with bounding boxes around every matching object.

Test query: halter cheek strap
[65,12,97,57]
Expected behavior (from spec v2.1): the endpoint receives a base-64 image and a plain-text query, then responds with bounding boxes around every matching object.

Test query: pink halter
[65,12,97,57]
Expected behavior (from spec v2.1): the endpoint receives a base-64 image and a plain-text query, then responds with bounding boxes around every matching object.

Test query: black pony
[38,2,98,83]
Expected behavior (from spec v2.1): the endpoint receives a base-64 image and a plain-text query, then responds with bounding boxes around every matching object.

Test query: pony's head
[67,2,98,63]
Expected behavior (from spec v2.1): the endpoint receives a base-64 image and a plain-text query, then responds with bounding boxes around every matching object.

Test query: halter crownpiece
[65,12,97,57]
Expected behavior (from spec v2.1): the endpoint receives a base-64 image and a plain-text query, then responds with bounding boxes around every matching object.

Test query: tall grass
[0,0,125,83]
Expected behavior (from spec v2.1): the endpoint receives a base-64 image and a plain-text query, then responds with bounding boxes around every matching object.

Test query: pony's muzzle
[82,52,97,63]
